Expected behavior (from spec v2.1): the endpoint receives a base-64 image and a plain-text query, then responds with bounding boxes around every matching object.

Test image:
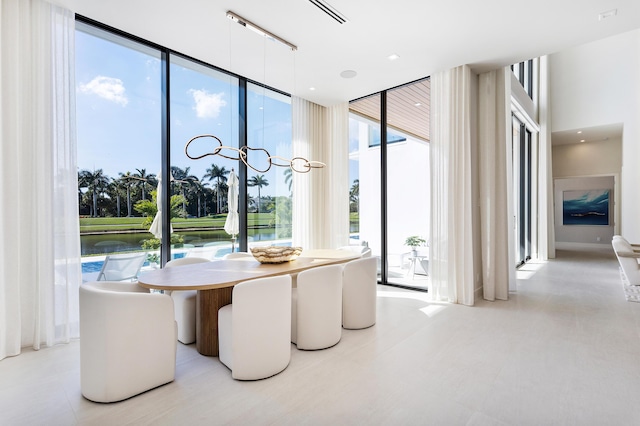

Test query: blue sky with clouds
[75,27,293,198]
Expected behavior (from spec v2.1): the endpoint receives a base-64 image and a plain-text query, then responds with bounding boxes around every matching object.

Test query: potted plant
[405,235,426,256]
[141,234,185,268]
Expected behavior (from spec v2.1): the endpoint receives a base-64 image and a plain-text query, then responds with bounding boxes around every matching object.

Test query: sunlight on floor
[516,260,547,280]
[377,290,449,317]
[419,304,448,317]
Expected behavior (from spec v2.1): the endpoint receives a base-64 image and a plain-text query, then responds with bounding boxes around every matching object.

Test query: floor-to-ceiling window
[169,55,240,259]
[349,78,430,290]
[76,21,162,277]
[513,116,533,266]
[348,93,382,269]
[246,83,292,246]
[76,18,292,278]
[385,82,430,289]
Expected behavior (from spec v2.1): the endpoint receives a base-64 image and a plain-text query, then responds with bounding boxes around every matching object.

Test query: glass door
[513,116,532,267]
[348,79,430,290]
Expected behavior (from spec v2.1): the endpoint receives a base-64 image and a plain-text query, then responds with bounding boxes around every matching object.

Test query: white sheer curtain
[0,0,79,360]
[324,102,350,249]
[478,69,510,301]
[292,97,349,250]
[538,55,555,260]
[429,65,475,305]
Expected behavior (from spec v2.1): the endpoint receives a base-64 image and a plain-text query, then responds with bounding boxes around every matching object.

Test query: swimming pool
[81,252,187,274]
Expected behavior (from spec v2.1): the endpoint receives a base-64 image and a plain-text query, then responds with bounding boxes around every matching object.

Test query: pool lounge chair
[83,252,147,282]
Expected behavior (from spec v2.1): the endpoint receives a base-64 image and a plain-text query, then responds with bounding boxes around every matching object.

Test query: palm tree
[187,178,206,217]
[248,174,269,214]
[119,171,135,217]
[284,168,293,194]
[349,179,359,213]
[170,166,198,216]
[78,169,110,217]
[203,164,229,214]
[133,168,156,201]
[108,178,127,217]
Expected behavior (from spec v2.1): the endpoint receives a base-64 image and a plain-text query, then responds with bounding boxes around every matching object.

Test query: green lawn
[80,214,276,233]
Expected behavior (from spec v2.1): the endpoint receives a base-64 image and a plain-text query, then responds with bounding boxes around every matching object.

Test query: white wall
[550,29,640,240]
[552,138,621,245]
[355,121,430,264]
[552,138,622,178]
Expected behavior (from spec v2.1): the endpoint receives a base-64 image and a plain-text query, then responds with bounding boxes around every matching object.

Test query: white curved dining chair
[218,275,292,380]
[165,257,210,344]
[80,281,177,403]
[342,257,377,330]
[612,238,640,286]
[337,245,369,258]
[291,264,343,350]
[613,235,640,252]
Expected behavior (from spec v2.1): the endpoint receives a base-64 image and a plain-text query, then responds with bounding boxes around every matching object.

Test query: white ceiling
[552,123,624,146]
[58,0,640,107]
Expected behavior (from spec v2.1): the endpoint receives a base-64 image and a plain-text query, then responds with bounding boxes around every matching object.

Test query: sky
[75,26,295,198]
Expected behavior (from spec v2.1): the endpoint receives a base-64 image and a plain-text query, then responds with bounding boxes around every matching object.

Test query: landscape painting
[563,189,610,226]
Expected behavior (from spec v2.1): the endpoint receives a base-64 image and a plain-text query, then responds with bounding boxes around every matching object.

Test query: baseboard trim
[555,241,612,250]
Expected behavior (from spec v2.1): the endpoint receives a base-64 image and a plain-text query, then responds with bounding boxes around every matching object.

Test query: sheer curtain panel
[429,65,475,305]
[478,69,510,301]
[292,98,350,250]
[538,56,556,260]
[292,97,325,250]
[0,0,79,361]
[324,102,350,249]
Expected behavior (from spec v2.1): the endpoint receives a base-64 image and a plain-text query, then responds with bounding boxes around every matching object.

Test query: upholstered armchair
[80,281,177,403]
[218,275,292,380]
[291,264,343,350]
[165,257,210,344]
[342,257,378,329]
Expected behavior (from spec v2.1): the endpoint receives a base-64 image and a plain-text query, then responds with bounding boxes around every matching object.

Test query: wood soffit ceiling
[349,79,430,142]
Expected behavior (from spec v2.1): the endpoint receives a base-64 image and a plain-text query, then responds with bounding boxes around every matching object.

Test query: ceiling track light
[308,0,348,24]
[226,11,297,51]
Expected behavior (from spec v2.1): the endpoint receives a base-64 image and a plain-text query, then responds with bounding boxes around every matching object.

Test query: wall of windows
[76,18,292,276]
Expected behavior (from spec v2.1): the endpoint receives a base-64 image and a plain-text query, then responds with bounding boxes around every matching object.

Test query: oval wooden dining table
[137,249,361,356]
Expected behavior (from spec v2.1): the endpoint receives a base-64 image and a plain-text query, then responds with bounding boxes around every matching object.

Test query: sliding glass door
[349,79,430,290]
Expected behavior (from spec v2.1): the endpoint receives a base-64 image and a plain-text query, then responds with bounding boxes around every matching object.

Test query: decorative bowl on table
[250,246,303,264]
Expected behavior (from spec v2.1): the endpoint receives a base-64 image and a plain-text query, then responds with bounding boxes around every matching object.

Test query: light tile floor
[2,247,640,425]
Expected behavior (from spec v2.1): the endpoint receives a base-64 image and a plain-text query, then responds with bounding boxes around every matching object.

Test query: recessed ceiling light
[414,102,422,107]
[580,139,586,142]
[577,131,582,134]
[340,70,357,79]
[387,54,400,61]
[309,87,316,91]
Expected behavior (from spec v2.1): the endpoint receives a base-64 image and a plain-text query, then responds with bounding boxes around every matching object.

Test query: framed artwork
[562,189,610,226]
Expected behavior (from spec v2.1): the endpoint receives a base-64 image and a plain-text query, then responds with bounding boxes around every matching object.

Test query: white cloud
[189,89,226,119]
[79,76,128,106]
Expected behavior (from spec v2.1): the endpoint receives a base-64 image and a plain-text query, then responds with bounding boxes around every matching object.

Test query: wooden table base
[195,287,233,356]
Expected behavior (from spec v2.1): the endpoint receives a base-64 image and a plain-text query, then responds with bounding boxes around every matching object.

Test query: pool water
[81,252,187,274]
